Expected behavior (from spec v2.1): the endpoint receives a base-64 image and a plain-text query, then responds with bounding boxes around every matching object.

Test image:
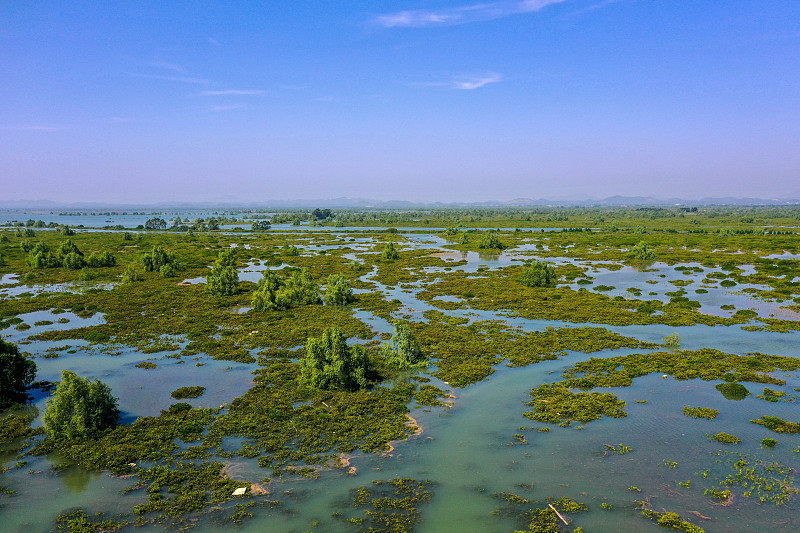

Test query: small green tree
[520,260,556,288]
[251,268,320,310]
[382,322,427,369]
[206,251,239,296]
[628,241,656,261]
[251,220,271,231]
[43,371,120,440]
[0,340,37,408]
[664,332,681,348]
[478,232,505,250]
[141,246,177,273]
[300,328,372,391]
[324,274,354,306]
[382,241,400,260]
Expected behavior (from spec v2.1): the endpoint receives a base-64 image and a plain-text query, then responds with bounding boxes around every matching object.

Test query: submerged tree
[0,339,37,408]
[251,268,320,310]
[300,327,372,391]
[381,241,400,261]
[206,249,239,296]
[382,322,427,369]
[323,274,354,307]
[43,371,120,440]
[520,260,557,288]
[477,232,505,250]
[628,241,656,261]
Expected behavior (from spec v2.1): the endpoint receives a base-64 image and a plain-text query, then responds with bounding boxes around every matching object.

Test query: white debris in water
[232,487,247,496]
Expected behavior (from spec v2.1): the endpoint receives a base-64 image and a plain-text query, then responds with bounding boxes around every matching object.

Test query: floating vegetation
[707,452,799,505]
[682,406,719,420]
[716,382,751,401]
[170,386,206,399]
[750,416,800,434]
[524,383,627,427]
[334,478,433,533]
[712,432,741,444]
[640,509,705,532]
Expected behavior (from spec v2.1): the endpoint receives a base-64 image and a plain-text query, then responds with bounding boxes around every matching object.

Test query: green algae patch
[171,386,206,399]
[334,478,433,533]
[0,413,43,445]
[416,311,655,387]
[640,509,705,532]
[712,432,741,444]
[682,406,719,420]
[524,383,627,427]
[750,416,800,434]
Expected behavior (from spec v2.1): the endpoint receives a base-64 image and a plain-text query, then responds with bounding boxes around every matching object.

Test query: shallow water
[2,228,800,532]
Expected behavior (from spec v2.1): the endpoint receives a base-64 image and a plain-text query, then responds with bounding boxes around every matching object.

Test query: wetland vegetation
[1,205,800,532]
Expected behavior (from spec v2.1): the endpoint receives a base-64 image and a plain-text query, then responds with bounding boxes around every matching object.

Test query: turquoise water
[2,231,800,532]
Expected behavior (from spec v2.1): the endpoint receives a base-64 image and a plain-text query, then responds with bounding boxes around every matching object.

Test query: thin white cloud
[453,72,504,90]
[199,90,264,96]
[374,0,567,28]
[208,104,243,112]
[413,72,505,90]
[124,71,210,84]
[0,124,68,132]
[147,61,189,74]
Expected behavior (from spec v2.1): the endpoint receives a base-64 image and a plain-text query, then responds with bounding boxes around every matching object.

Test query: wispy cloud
[374,0,567,28]
[413,72,505,90]
[146,61,189,74]
[0,124,68,132]
[453,72,504,89]
[124,71,210,84]
[208,104,243,112]
[199,90,263,96]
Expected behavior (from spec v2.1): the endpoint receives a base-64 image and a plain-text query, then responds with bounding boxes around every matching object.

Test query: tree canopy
[382,322,427,369]
[300,327,373,391]
[0,340,37,408]
[251,268,320,310]
[381,241,400,261]
[43,371,120,440]
[520,260,557,288]
[323,274,354,307]
[628,241,656,261]
[206,249,239,296]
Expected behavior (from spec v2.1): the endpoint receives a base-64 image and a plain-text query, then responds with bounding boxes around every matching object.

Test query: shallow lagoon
[2,226,800,532]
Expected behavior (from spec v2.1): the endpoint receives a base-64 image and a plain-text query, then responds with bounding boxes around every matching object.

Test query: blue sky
[2,1,799,203]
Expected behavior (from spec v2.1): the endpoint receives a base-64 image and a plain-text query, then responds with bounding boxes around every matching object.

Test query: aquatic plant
[477,232,505,250]
[171,386,206,399]
[640,509,704,532]
[715,382,751,400]
[682,406,718,420]
[750,416,800,434]
[524,383,627,426]
[663,332,681,348]
[628,241,656,261]
[712,432,740,444]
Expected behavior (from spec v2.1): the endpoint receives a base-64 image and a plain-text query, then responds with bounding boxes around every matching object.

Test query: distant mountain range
[1,196,799,210]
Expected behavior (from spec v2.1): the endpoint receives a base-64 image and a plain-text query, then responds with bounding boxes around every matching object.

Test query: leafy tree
[86,251,116,268]
[478,232,505,250]
[122,232,134,241]
[251,220,271,231]
[43,371,120,440]
[59,225,75,236]
[122,263,144,283]
[0,339,37,408]
[251,268,320,310]
[300,327,372,391]
[381,322,427,369]
[520,260,557,288]
[381,241,400,260]
[144,217,167,230]
[206,249,239,296]
[312,208,333,220]
[628,241,656,261]
[324,274,354,306]
[141,246,177,272]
